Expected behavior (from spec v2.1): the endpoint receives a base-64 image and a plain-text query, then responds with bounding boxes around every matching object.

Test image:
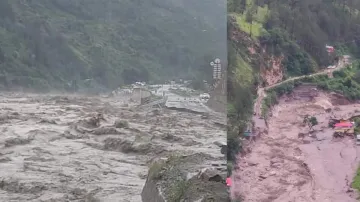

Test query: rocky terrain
[0,92,226,202]
[232,86,360,202]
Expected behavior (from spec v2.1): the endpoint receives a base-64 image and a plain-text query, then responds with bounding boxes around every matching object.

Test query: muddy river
[0,92,225,202]
[232,92,360,202]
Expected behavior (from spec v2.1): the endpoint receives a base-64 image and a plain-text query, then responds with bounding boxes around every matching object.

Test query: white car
[200,93,210,100]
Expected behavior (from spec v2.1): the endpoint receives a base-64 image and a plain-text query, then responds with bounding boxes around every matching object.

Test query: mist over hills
[0,0,226,91]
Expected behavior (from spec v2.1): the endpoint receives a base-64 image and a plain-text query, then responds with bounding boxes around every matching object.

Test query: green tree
[303,115,318,130]
[245,5,257,37]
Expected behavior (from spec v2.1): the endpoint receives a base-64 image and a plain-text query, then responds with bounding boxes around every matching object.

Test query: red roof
[334,122,353,127]
[226,178,232,187]
[326,46,335,52]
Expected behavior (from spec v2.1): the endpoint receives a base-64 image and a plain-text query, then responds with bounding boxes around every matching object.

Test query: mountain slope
[0,0,226,91]
[227,0,360,174]
[228,0,360,80]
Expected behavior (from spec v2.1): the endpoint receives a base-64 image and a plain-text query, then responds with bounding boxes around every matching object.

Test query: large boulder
[141,154,228,202]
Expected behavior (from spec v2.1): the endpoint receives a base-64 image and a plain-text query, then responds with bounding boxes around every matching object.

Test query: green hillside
[227,0,360,163]
[0,0,226,91]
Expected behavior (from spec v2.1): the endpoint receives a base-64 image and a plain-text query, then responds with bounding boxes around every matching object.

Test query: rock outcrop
[141,154,228,202]
[141,177,166,202]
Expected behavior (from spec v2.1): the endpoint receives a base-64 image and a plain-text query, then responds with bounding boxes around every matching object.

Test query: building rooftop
[334,122,353,128]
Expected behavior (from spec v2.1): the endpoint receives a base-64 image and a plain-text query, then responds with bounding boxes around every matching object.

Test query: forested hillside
[0,0,226,91]
[227,0,360,163]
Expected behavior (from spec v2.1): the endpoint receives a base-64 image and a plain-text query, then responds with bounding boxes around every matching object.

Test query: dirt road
[253,55,351,116]
[232,91,360,201]
[0,92,225,201]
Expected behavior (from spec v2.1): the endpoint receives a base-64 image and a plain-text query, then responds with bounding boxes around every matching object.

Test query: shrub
[227,131,241,163]
[148,160,166,180]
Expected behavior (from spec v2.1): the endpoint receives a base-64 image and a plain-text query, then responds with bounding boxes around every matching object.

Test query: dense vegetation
[228,0,360,78]
[227,43,256,162]
[309,63,360,99]
[0,0,226,92]
[227,0,360,178]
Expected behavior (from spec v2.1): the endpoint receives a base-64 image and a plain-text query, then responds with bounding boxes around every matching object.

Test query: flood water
[0,92,225,202]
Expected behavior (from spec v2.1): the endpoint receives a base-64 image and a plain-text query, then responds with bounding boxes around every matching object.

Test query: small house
[334,121,355,134]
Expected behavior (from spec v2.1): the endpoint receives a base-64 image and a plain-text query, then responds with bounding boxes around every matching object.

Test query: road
[253,55,351,117]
